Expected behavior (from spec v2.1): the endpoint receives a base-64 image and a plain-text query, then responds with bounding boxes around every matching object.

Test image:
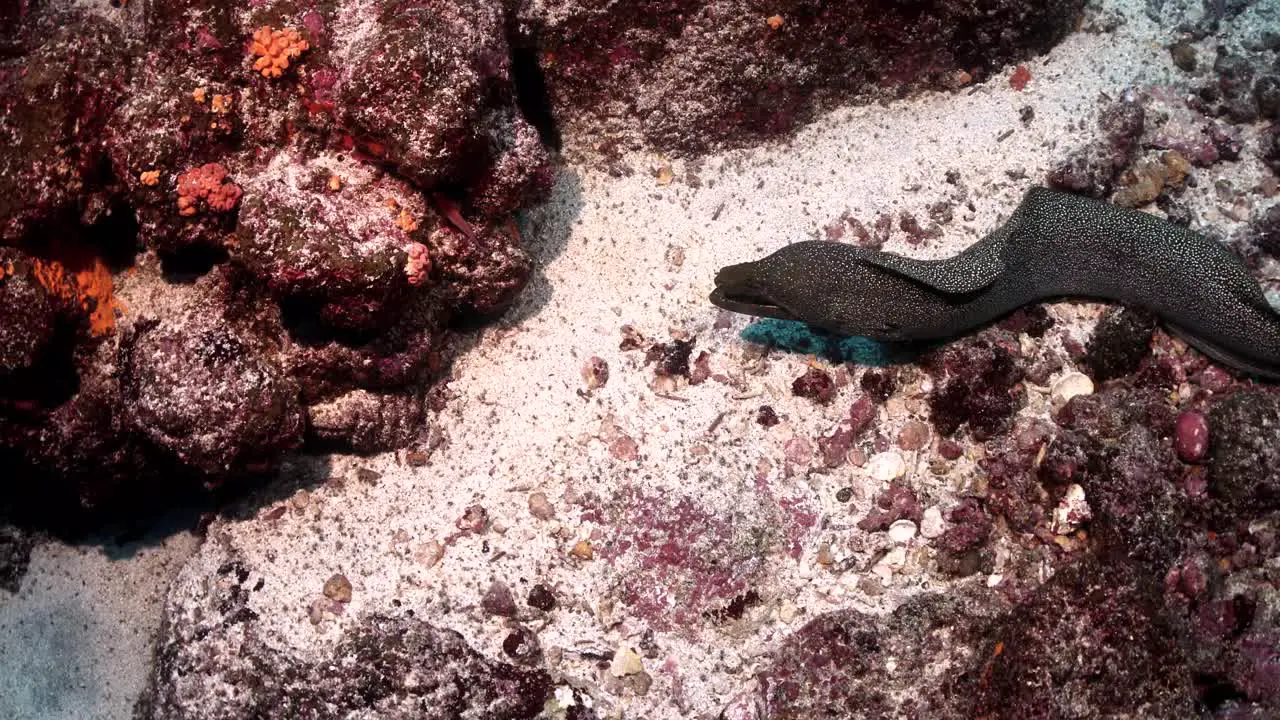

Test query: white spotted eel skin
[710,186,1280,380]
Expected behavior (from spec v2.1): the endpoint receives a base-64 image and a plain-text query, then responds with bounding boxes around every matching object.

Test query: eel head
[709,240,973,341]
[709,243,830,323]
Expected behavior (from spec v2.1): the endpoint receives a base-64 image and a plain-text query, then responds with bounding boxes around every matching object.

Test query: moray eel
[710,186,1280,380]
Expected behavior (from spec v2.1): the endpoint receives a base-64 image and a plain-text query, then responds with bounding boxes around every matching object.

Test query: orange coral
[396,209,419,233]
[251,26,309,78]
[33,257,122,336]
[176,163,243,217]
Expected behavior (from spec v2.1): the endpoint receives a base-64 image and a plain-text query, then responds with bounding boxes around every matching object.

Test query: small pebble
[527,583,557,611]
[792,367,836,404]
[581,357,609,390]
[887,519,918,544]
[482,581,518,617]
[756,405,780,427]
[416,540,444,568]
[867,451,906,481]
[1175,410,1210,463]
[609,646,645,677]
[1050,371,1095,406]
[920,507,945,538]
[1050,484,1092,534]
[897,421,930,451]
[307,597,337,625]
[528,492,556,520]
[570,540,594,560]
[1170,41,1197,72]
[816,543,834,566]
[1197,366,1233,393]
[503,628,542,663]
[456,504,490,533]
[322,573,352,603]
[937,440,963,460]
[835,487,853,502]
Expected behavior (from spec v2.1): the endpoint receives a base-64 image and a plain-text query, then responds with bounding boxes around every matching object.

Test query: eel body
[709,186,1280,380]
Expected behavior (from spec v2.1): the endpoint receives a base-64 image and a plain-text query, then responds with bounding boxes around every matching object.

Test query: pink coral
[404,242,431,286]
[175,163,242,217]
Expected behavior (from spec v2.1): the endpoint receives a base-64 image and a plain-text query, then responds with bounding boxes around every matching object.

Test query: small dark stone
[756,405,780,427]
[937,439,964,460]
[1253,204,1280,259]
[1157,195,1194,227]
[1208,122,1243,161]
[836,487,853,503]
[935,499,993,576]
[1170,41,1197,72]
[705,590,760,623]
[526,583,556,611]
[1083,307,1156,382]
[860,369,897,402]
[482,581,518,617]
[502,627,542,664]
[998,306,1054,337]
[792,367,835,405]
[646,338,696,378]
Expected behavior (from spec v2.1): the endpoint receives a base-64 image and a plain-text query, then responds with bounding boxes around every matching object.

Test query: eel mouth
[709,263,799,321]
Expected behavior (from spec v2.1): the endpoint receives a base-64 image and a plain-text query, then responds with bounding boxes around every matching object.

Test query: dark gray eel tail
[710,186,1280,380]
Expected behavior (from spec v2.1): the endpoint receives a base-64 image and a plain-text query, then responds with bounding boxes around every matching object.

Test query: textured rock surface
[975,560,1196,719]
[0,0,557,515]
[728,594,996,718]
[142,550,563,720]
[517,0,1087,155]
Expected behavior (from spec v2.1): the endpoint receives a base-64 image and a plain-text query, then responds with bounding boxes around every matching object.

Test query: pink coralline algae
[926,333,1025,439]
[597,491,772,634]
